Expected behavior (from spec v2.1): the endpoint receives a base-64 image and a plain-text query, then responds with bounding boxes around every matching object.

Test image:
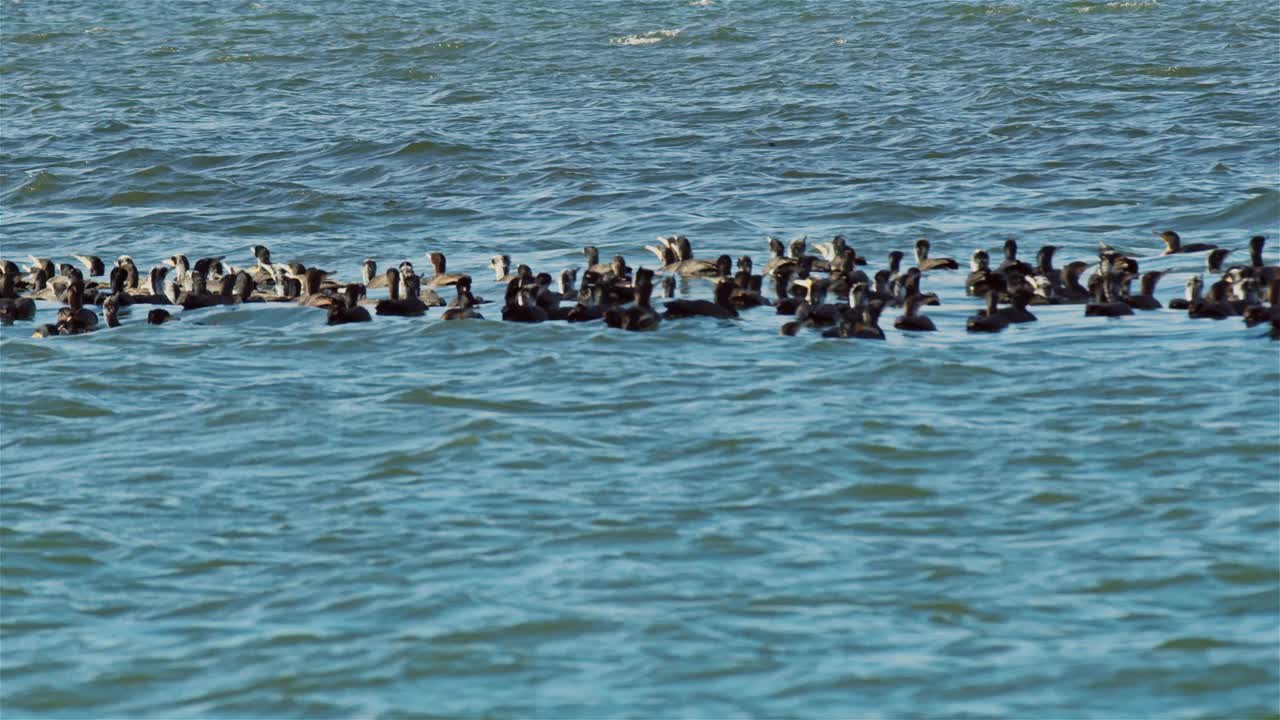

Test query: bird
[1206,248,1232,274]
[1123,271,1164,311]
[913,239,959,271]
[101,293,122,328]
[248,245,277,284]
[813,235,864,266]
[327,284,372,325]
[967,290,1010,332]
[663,279,737,319]
[779,302,812,336]
[361,259,390,288]
[442,275,485,320]
[761,236,798,278]
[1084,274,1134,317]
[1168,275,1203,311]
[1247,235,1277,282]
[995,288,1038,324]
[966,250,993,297]
[668,236,721,277]
[375,269,427,316]
[176,271,229,310]
[619,268,661,331]
[582,246,618,277]
[501,278,548,323]
[1158,230,1217,255]
[824,301,885,340]
[997,239,1033,275]
[489,254,519,283]
[72,254,105,277]
[0,271,35,321]
[894,293,937,332]
[424,252,467,288]
[298,268,339,309]
[147,308,177,325]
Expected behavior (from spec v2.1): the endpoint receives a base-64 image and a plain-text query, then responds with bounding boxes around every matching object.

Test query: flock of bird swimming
[1,230,1277,340]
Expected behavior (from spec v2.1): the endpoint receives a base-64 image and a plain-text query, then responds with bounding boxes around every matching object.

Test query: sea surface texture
[2,1,1278,717]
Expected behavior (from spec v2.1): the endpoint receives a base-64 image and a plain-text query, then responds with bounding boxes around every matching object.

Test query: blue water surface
[2,1,1278,717]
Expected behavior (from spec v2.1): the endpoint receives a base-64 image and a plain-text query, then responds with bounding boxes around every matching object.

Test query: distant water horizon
[2,1,1278,717]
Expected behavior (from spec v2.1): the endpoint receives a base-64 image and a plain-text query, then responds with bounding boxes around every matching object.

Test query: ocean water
[2,1,1278,717]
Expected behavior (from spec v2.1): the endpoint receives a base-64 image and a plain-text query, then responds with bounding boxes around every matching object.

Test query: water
[2,1,1278,717]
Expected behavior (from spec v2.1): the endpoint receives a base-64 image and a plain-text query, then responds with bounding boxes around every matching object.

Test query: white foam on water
[1075,1,1160,13]
[610,29,682,46]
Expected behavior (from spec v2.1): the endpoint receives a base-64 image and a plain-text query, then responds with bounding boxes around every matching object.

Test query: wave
[9,169,61,196]
[610,29,681,46]
[208,53,307,64]
[385,139,484,158]
[7,31,76,44]
[1170,188,1280,232]
[1069,0,1160,13]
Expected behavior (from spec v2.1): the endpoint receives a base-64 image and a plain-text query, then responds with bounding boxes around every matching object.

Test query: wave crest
[610,29,681,46]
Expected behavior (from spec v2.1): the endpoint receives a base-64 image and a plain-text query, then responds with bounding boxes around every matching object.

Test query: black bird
[328,284,372,325]
[192,255,225,279]
[0,271,35,321]
[57,279,99,332]
[967,290,1009,333]
[95,267,136,308]
[582,246,618,277]
[729,270,769,309]
[886,250,907,288]
[659,275,676,299]
[1248,235,1278,282]
[773,269,803,315]
[375,269,427,316]
[997,239,1033,275]
[966,249,993,297]
[1168,275,1202,311]
[1123,271,1164,311]
[894,293,937,332]
[502,278,548,323]
[824,301,885,340]
[1206,248,1232,274]
[1187,279,1236,319]
[1242,278,1279,328]
[663,279,737,319]
[779,302,812,336]
[761,236,798,278]
[147,308,177,325]
[442,276,485,320]
[177,271,229,310]
[1034,245,1062,289]
[113,256,141,291]
[1158,230,1217,255]
[249,245,276,284]
[129,266,172,305]
[1084,274,1134,317]
[1057,261,1092,303]
[102,293,122,328]
[620,268,661,331]
[913,238,959,271]
[995,288,1038,324]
